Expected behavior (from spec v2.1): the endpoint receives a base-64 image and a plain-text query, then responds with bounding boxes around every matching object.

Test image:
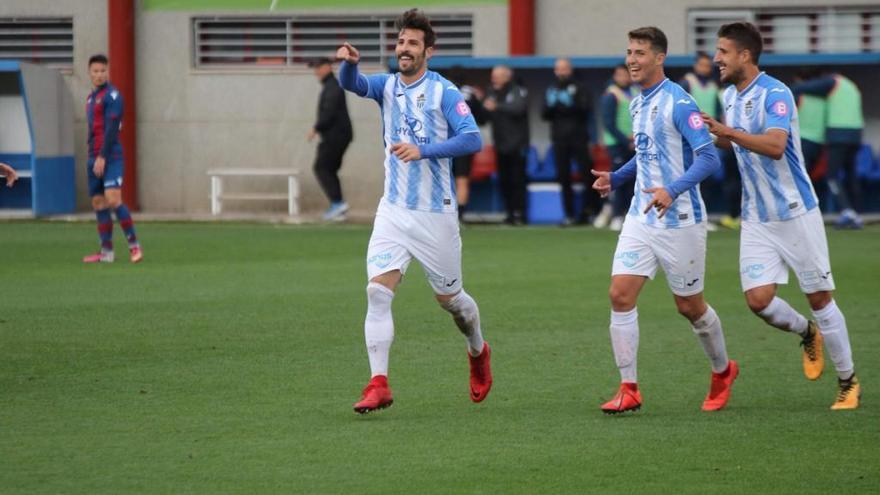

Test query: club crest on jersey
[650,106,658,121]
[417,93,426,109]
[744,100,754,117]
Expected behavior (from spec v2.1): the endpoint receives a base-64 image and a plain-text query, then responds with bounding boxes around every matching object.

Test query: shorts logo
[667,273,686,290]
[799,270,827,287]
[104,177,123,188]
[687,112,703,129]
[616,251,639,268]
[368,252,393,269]
[456,101,470,116]
[742,263,765,280]
[773,101,788,116]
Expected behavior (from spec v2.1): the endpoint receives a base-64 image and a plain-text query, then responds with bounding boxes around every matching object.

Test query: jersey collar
[736,71,765,97]
[396,70,429,92]
[639,78,668,101]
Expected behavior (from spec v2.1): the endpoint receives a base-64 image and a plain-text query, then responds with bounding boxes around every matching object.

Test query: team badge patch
[650,105,658,121]
[417,93,426,109]
[744,100,754,117]
[456,101,470,116]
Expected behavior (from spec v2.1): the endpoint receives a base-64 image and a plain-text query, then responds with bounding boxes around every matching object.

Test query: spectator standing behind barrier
[308,57,354,222]
[597,64,637,230]
[793,69,828,200]
[483,65,529,225]
[446,67,488,223]
[542,57,595,226]
[793,72,865,229]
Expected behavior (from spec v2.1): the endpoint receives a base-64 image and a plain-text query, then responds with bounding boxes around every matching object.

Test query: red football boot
[353,375,393,414]
[702,360,739,412]
[601,382,642,414]
[469,343,493,403]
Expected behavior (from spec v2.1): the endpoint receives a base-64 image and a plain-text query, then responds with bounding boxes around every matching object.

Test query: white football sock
[610,308,639,383]
[440,290,485,356]
[811,299,854,380]
[691,305,730,374]
[758,296,809,336]
[364,282,395,377]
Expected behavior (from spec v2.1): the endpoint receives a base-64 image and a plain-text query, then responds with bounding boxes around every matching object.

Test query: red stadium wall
[108,0,138,209]
[508,0,535,55]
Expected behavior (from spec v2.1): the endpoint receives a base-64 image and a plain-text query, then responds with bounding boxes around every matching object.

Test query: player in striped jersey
[591,27,738,415]
[702,22,859,409]
[337,9,492,414]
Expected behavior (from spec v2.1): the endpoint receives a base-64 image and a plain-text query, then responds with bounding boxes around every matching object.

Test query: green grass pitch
[1,221,878,493]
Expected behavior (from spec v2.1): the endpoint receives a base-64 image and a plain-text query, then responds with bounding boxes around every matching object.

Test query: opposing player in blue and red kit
[83,54,142,264]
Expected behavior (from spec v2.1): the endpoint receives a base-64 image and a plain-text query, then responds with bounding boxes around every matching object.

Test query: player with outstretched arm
[336,9,492,414]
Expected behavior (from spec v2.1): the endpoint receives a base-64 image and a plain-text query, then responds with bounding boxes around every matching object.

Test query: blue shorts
[87,158,124,197]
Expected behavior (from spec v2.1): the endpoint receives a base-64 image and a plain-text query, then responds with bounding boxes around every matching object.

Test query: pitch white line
[269,0,279,11]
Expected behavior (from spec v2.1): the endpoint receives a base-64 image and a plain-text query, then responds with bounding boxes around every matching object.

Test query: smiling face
[396,28,432,77]
[89,62,108,88]
[626,38,665,87]
[714,37,747,85]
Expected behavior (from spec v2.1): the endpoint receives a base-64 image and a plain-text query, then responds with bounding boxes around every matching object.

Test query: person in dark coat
[308,57,354,221]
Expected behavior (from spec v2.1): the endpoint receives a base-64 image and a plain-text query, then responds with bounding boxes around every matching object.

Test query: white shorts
[740,208,834,293]
[366,199,463,295]
[612,216,707,296]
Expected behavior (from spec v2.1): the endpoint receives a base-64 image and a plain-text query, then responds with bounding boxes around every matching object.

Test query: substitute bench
[207,168,300,216]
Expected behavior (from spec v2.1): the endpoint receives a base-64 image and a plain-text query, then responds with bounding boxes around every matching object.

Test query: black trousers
[720,147,742,218]
[553,139,595,219]
[608,144,635,217]
[496,148,527,221]
[827,142,862,212]
[313,138,351,204]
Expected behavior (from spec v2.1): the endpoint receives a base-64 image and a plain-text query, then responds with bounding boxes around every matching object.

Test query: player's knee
[675,299,704,321]
[106,195,122,209]
[745,291,772,314]
[608,285,636,311]
[366,282,394,318]
[91,196,106,210]
[806,291,832,311]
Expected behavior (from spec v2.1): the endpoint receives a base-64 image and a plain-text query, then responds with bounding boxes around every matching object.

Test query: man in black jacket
[484,65,529,225]
[542,57,594,225]
[308,57,354,221]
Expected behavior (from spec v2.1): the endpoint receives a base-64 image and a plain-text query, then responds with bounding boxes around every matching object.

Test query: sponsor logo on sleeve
[688,112,704,129]
[456,101,470,116]
[773,101,788,116]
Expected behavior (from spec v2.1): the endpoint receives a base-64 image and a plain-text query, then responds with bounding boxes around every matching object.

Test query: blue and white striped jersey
[628,79,713,229]
[360,70,480,213]
[721,72,818,223]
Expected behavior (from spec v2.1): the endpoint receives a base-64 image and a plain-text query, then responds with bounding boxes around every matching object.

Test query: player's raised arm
[337,42,389,102]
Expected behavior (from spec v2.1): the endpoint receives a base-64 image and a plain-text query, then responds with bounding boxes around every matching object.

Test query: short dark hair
[695,51,712,62]
[628,26,668,54]
[88,54,108,66]
[307,57,333,68]
[394,8,435,48]
[717,22,763,64]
